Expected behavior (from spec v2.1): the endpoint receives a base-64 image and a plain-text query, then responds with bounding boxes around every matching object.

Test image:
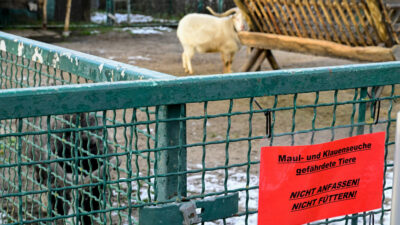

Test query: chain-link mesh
[1,31,400,225]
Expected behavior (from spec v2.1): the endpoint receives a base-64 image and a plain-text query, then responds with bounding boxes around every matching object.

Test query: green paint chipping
[0,31,399,225]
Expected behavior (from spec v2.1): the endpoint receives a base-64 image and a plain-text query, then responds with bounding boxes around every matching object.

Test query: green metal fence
[1,30,400,225]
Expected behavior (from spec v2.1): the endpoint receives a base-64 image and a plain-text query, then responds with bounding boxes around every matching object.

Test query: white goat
[177,7,245,74]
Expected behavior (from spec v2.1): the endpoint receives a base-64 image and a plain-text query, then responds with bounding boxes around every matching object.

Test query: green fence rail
[1,30,400,225]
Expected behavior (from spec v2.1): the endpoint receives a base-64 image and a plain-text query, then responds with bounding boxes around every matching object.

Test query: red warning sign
[258,132,385,225]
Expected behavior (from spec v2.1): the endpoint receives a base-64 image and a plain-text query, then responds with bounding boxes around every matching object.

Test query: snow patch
[128,55,151,64]
[185,168,259,225]
[121,26,172,35]
[90,30,100,35]
[91,12,154,24]
[128,56,151,61]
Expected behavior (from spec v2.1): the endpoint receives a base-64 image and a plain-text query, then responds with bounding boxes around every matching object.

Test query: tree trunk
[63,0,72,37]
[42,0,47,29]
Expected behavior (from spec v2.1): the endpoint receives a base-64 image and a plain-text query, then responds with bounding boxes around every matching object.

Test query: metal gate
[0,31,399,225]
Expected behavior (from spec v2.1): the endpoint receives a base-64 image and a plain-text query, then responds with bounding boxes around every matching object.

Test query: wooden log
[238,31,396,62]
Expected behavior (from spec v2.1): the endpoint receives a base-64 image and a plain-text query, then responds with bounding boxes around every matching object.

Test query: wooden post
[240,48,262,72]
[253,50,267,71]
[250,49,280,71]
[63,0,72,37]
[265,50,280,70]
[42,0,47,29]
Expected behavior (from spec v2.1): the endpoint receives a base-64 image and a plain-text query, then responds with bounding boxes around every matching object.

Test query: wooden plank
[238,31,396,62]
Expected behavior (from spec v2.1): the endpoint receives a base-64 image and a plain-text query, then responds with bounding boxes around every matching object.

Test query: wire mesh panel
[0,108,168,225]
[1,31,400,225]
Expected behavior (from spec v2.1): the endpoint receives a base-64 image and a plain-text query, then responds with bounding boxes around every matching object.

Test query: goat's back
[177,13,234,47]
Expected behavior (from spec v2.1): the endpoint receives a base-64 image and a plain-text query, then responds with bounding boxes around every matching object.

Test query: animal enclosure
[1,29,400,225]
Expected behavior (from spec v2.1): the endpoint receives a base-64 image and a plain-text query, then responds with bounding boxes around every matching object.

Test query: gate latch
[139,193,238,225]
[179,201,201,225]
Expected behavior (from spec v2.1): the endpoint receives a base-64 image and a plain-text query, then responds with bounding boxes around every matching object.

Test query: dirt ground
[6,28,356,75]
[50,29,356,75]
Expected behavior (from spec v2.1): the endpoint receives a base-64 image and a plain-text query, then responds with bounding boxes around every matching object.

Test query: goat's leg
[221,52,234,73]
[182,47,195,74]
[221,54,228,73]
[186,49,195,74]
[227,55,233,73]
[181,53,188,73]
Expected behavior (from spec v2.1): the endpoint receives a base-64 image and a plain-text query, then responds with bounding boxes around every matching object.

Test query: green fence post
[106,0,114,25]
[198,0,204,13]
[168,0,173,16]
[47,0,55,21]
[156,104,187,201]
[352,87,368,225]
[218,0,224,13]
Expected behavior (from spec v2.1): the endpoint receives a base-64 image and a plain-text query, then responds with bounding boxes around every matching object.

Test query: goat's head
[206,6,247,32]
